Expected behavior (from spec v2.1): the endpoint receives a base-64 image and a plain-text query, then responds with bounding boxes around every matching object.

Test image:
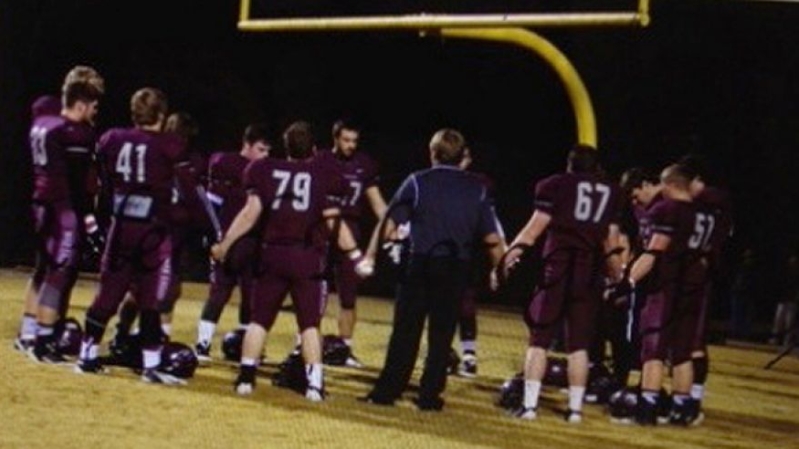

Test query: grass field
[1,268,798,449]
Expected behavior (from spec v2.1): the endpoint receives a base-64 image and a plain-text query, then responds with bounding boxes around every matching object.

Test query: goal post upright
[237,0,651,146]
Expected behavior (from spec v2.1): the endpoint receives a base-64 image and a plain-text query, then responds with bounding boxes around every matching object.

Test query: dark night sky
[1,0,798,315]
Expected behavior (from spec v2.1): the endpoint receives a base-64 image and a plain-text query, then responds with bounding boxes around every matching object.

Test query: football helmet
[160,342,199,379]
[55,317,83,356]
[222,329,246,362]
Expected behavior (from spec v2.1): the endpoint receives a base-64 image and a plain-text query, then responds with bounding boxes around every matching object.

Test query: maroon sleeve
[534,175,559,215]
[323,162,347,209]
[647,200,678,237]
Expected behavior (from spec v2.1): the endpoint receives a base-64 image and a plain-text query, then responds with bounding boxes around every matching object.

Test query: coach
[362,128,505,411]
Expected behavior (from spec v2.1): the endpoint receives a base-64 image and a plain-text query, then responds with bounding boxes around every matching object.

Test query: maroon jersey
[315,149,379,223]
[694,186,733,265]
[534,173,622,258]
[97,128,186,222]
[244,157,344,250]
[30,114,97,215]
[633,192,665,251]
[646,198,708,287]
[207,152,250,231]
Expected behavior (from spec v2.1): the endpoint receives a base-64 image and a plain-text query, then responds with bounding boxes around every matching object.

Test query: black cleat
[195,341,212,364]
[414,396,444,411]
[635,400,658,426]
[358,394,396,406]
[74,358,109,374]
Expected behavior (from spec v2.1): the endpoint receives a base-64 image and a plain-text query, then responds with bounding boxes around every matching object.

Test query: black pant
[371,256,468,402]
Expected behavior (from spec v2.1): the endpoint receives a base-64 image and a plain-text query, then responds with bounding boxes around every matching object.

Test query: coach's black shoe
[358,393,396,406]
[414,396,444,411]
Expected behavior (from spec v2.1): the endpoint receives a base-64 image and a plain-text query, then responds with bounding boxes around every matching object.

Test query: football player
[608,164,713,426]
[501,145,623,423]
[194,123,271,362]
[679,154,733,423]
[75,87,188,385]
[314,119,386,367]
[211,121,367,401]
[25,77,103,363]
[16,66,104,356]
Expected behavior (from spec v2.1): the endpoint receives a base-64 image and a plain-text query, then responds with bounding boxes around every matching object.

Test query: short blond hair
[429,128,466,165]
[131,88,168,127]
[62,65,105,95]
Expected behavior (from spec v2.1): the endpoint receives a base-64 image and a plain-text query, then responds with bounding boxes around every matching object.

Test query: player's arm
[604,223,624,281]
[628,232,671,284]
[326,207,373,276]
[211,193,262,261]
[364,185,388,219]
[324,207,359,253]
[503,210,551,271]
[365,174,416,263]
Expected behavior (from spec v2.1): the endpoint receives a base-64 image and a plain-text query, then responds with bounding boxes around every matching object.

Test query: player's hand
[500,246,526,281]
[348,249,374,278]
[83,214,105,256]
[210,243,226,262]
[604,278,634,302]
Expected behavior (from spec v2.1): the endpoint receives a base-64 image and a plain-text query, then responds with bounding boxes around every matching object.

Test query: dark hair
[243,122,271,145]
[620,167,659,193]
[429,128,466,165]
[332,119,360,139]
[165,112,199,139]
[131,87,168,127]
[62,81,102,108]
[31,95,61,118]
[283,121,315,159]
[567,144,600,174]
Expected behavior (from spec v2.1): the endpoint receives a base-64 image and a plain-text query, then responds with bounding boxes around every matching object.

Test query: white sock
[198,320,216,345]
[241,357,258,367]
[461,340,476,354]
[691,384,705,401]
[306,363,323,390]
[237,322,249,330]
[79,341,98,361]
[568,386,586,412]
[21,315,38,339]
[524,380,542,410]
[36,324,54,337]
[161,323,172,337]
[143,348,161,369]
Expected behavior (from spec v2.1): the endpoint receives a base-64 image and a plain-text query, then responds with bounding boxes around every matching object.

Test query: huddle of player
[497,147,731,426]
[14,65,388,394]
[15,64,730,424]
